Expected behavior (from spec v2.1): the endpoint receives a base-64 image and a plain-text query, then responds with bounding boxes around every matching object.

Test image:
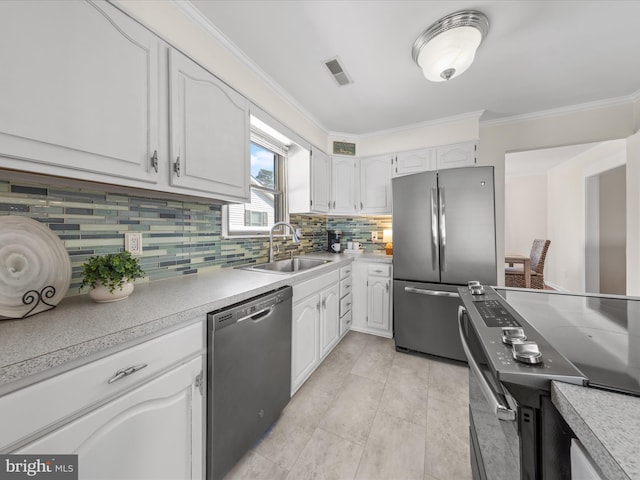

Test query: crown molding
[329,110,484,140]
[481,89,640,128]
[172,0,329,134]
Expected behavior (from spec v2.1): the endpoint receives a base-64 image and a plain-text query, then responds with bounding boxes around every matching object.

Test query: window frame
[222,128,290,239]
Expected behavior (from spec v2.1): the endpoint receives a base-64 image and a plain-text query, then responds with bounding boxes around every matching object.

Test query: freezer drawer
[393,280,466,362]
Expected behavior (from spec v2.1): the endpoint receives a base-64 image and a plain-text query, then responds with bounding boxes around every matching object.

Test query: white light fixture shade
[417,26,482,82]
[412,10,489,82]
[382,229,393,243]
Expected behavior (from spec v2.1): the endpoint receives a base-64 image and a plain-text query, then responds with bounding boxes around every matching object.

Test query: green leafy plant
[80,251,145,293]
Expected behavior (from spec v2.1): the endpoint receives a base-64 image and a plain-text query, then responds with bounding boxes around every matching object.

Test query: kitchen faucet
[269,222,301,262]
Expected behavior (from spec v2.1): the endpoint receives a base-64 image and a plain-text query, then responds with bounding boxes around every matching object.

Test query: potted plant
[81,251,145,303]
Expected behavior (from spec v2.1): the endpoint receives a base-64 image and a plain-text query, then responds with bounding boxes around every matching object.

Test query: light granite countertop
[0,253,354,395]
[552,381,640,480]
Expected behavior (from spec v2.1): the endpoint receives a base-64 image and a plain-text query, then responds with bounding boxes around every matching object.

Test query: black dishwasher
[207,286,292,480]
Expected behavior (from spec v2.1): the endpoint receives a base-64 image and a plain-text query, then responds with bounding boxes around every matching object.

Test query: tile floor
[224,331,472,480]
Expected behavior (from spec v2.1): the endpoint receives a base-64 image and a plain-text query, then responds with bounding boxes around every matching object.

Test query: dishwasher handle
[237,306,274,324]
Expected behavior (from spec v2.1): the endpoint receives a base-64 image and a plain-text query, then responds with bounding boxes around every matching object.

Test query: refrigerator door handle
[430,188,438,271]
[439,187,446,272]
[404,286,460,298]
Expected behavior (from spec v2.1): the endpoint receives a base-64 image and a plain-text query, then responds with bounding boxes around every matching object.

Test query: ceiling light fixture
[412,10,489,82]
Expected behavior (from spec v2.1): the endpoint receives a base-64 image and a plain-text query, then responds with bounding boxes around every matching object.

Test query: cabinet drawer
[340,293,353,317]
[340,265,352,280]
[340,310,352,336]
[293,269,340,303]
[340,276,352,298]
[0,321,204,451]
[367,263,391,276]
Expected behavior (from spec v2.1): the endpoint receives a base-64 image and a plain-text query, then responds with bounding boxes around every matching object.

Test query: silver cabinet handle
[360,202,363,210]
[173,156,181,177]
[108,363,148,384]
[385,282,389,292]
[458,307,516,421]
[333,201,336,209]
[150,150,158,173]
[404,286,459,298]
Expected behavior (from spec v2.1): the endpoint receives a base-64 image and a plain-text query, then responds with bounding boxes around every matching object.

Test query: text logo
[0,455,77,480]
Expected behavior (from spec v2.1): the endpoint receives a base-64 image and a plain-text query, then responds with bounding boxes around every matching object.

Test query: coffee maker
[327,230,342,253]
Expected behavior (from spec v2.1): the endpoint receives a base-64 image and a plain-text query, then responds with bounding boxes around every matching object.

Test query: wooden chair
[505,239,551,289]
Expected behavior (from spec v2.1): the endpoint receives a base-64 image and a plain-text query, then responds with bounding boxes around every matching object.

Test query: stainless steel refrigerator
[392,166,496,362]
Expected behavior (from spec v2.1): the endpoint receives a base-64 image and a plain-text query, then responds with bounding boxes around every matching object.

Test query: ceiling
[188,1,640,136]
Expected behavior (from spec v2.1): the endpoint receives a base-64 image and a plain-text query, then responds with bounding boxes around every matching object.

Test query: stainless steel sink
[237,257,330,274]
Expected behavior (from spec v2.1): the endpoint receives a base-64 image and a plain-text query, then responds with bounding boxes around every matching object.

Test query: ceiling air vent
[324,57,352,86]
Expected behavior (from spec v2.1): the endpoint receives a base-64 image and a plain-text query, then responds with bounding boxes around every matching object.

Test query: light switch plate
[125,232,143,255]
[371,231,378,242]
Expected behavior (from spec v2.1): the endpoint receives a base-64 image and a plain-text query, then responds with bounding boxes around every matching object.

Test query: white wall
[627,129,640,295]
[329,113,480,158]
[599,166,626,295]
[480,101,638,288]
[504,174,547,256]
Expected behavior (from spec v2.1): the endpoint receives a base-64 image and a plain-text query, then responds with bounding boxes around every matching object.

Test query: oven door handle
[404,287,459,298]
[458,306,516,422]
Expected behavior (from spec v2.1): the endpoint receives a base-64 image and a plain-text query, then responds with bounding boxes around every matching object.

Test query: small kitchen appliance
[327,230,342,253]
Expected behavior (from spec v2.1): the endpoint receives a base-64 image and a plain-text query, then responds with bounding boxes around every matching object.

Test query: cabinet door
[367,276,391,332]
[291,296,320,392]
[351,262,368,330]
[17,356,204,480]
[394,148,434,177]
[319,284,340,358]
[311,147,331,213]
[436,142,477,170]
[331,157,357,213]
[0,1,159,184]
[169,49,250,202]
[360,155,392,214]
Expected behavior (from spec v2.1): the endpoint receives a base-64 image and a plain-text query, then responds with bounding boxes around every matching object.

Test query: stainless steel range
[459,285,640,480]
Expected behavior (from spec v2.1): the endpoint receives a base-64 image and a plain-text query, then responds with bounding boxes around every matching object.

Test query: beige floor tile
[223,450,288,480]
[424,397,472,480]
[355,410,426,480]
[391,350,431,382]
[282,379,335,429]
[286,428,364,480]
[350,335,395,383]
[320,373,385,445]
[427,359,469,407]
[333,330,370,357]
[379,361,429,427]
[253,413,315,471]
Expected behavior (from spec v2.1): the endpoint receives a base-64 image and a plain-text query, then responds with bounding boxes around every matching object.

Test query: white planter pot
[89,281,134,303]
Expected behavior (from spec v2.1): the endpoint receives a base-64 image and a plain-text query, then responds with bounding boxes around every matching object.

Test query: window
[225,125,289,236]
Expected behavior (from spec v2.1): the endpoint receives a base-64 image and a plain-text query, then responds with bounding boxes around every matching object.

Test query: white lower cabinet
[352,261,393,338]
[0,321,205,480]
[18,356,203,480]
[291,269,341,395]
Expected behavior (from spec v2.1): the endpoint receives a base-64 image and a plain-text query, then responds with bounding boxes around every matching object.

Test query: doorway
[505,139,626,293]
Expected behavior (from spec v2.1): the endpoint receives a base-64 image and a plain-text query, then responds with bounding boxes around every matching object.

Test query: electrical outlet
[371,231,378,242]
[125,232,143,255]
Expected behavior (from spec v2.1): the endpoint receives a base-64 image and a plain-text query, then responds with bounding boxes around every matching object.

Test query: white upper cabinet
[331,157,358,213]
[288,145,331,214]
[169,49,250,202]
[0,1,159,184]
[310,147,332,213]
[393,148,434,177]
[436,141,477,169]
[360,155,392,214]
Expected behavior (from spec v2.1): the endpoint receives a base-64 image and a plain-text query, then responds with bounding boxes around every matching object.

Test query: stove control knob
[512,341,543,364]
[501,326,527,345]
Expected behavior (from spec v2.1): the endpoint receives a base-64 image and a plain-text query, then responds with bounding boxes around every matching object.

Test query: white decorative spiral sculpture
[0,216,71,318]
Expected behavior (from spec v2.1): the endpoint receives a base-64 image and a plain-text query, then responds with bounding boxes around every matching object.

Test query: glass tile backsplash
[0,178,390,296]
